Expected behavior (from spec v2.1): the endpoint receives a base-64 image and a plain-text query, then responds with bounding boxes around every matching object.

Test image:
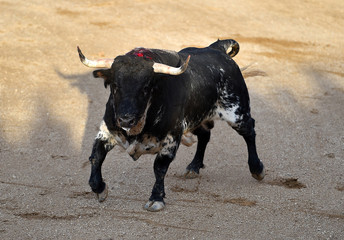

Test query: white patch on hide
[96,121,117,146]
[159,134,178,157]
[215,104,241,127]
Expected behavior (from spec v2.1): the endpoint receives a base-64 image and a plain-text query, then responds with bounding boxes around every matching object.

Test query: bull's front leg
[89,121,117,202]
[144,134,181,212]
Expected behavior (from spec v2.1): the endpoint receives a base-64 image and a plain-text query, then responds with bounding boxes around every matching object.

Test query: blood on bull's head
[77,47,190,135]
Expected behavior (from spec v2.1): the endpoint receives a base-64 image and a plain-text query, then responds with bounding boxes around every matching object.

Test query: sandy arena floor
[0,0,343,239]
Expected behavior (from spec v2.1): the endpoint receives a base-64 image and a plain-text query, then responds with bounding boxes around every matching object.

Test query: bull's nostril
[118,115,136,128]
[128,119,135,125]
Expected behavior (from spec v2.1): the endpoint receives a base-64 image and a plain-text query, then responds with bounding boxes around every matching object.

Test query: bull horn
[77,46,114,68]
[153,55,190,75]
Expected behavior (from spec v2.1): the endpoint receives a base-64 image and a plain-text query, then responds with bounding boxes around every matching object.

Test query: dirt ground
[1,0,343,239]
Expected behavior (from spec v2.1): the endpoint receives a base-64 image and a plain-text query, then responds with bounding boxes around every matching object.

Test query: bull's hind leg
[217,105,265,180]
[232,117,265,180]
[184,121,214,179]
[88,121,116,202]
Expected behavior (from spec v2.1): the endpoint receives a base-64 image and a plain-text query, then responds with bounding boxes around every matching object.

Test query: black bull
[78,39,265,211]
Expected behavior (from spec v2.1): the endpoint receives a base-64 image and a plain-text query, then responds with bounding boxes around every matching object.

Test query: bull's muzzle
[117,115,136,129]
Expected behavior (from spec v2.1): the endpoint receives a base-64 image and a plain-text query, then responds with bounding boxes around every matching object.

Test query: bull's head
[77,47,190,135]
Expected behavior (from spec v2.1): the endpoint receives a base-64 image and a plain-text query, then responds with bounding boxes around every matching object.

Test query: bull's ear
[93,69,112,88]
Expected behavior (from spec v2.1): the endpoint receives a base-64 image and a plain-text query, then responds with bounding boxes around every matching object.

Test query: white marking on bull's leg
[215,104,242,127]
[96,121,118,149]
[97,121,114,141]
[159,134,178,158]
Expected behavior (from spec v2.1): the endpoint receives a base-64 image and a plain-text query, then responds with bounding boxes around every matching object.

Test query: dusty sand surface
[1,0,343,239]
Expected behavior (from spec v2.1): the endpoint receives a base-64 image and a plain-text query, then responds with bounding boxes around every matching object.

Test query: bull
[77,39,265,211]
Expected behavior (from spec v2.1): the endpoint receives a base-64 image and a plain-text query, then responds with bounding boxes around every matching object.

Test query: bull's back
[179,47,246,128]
[179,49,217,124]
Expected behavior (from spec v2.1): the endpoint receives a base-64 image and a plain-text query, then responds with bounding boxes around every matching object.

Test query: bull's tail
[209,39,240,58]
[240,63,268,79]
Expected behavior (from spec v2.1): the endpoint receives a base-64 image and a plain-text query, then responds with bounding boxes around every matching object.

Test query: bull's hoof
[251,166,265,181]
[143,200,165,212]
[184,169,200,179]
[97,184,108,202]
